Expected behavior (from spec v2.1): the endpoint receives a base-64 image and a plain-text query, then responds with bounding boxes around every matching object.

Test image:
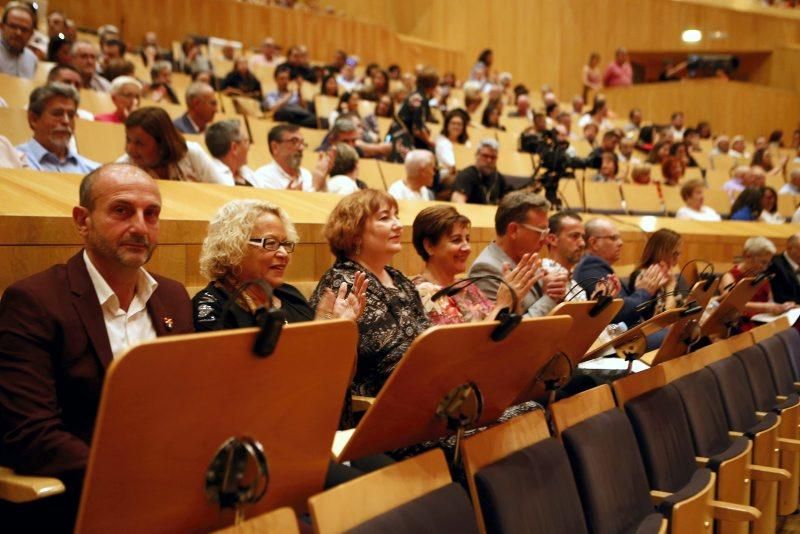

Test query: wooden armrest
[755,411,768,418]
[0,466,65,503]
[729,431,744,437]
[793,382,800,390]
[351,396,375,413]
[748,464,791,481]
[777,395,788,401]
[695,456,709,468]
[650,489,670,504]
[778,437,800,452]
[711,500,761,522]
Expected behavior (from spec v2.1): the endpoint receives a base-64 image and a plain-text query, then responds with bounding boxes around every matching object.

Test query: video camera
[519,129,587,208]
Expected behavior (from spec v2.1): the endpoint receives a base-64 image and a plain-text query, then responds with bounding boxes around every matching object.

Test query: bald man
[0,164,193,530]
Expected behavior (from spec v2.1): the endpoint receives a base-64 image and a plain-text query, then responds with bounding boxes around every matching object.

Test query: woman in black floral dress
[311,190,431,398]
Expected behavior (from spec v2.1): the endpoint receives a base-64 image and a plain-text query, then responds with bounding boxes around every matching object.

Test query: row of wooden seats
[225,320,799,533]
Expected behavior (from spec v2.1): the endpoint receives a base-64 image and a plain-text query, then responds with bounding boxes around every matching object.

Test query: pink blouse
[412,275,495,325]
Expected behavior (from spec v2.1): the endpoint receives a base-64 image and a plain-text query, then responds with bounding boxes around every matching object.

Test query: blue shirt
[0,37,37,79]
[730,207,756,221]
[16,139,100,173]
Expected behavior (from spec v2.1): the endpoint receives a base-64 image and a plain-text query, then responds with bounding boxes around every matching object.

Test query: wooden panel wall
[47,0,462,74]
[602,80,800,139]
[768,45,800,95]
[327,0,800,98]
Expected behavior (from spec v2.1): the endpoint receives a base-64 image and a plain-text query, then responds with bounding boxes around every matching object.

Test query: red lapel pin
[163,317,174,332]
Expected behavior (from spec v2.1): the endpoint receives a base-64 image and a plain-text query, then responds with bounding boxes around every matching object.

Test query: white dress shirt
[253,161,315,191]
[327,174,361,195]
[211,158,262,187]
[83,251,158,359]
[388,179,434,201]
[675,205,722,222]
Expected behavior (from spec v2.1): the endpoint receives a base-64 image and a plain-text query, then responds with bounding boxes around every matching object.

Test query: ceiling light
[682,29,702,43]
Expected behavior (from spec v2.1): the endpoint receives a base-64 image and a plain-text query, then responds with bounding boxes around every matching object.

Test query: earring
[354,243,361,256]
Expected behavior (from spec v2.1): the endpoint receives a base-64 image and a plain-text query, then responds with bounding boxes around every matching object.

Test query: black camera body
[519,129,587,207]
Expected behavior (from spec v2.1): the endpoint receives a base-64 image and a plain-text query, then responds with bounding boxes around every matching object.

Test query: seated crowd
[2,2,800,531]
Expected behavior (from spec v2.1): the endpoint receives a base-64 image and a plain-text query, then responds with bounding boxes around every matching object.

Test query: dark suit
[769,253,800,304]
[173,113,199,134]
[573,254,651,326]
[0,252,193,530]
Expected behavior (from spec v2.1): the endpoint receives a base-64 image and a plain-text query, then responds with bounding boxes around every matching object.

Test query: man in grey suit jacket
[468,191,568,316]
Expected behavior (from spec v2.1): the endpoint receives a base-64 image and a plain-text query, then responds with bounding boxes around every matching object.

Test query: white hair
[404,149,434,176]
[476,138,500,152]
[743,236,776,257]
[109,76,142,95]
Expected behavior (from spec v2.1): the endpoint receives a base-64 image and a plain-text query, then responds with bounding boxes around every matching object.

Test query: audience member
[254,124,328,191]
[729,135,750,159]
[173,82,218,134]
[388,149,435,201]
[16,83,99,173]
[0,133,27,167]
[624,108,643,136]
[730,188,763,221]
[581,52,602,101]
[723,165,752,202]
[249,37,283,69]
[469,191,568,316]
[98,38,126,80]
[205,119,261,187]
[750,165,767,188]
[627,229,686,319]
[327,142,366,195]
[144,60,180,104]
[758,185,785,224]
[220,57,263,100]
[121,107,230,184]
[388,67,439,156]
[710,135,730,156]
[0,164,193,531]
[193,198,364,332]
[587,130,619,169]
[720,236,796,330]
[675,179,721,221]
[593,151,619,182]
[46,9,66,39]
[311,190,430,399]
[46,34,71,65]
[617,137,641,167]
[411,205,539,323]
[543,210,587,300]
[71,41,110,92]
[278,45,317,83]
[336,56,360,92]
[0,1,36,79]
[177,38,212,76]
[508,94,533,121]
[481,101,505,130]
[94,76,142,124]
[768,233,800,305]
[451,138,508,204]
[669,112,685,140]
[630,164,652,184]
[661,156,685,186]
[435,108,470,188]
[574,218,668,326]
[263,64,316,128]
[780,169,800,195]
[603,47,633,87]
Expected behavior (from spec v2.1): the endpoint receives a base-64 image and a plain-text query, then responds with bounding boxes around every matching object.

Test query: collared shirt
[388,179,434,201]
[253,161,315,191]
[542,257,586,302]
[89,73,111,93]
[263,89,299,111]
[603,61,633,87]
[780,183,800,196]
[83,250,158,359]
[16,138,100,173]
[210,157,261,187]
[0,37,37,79]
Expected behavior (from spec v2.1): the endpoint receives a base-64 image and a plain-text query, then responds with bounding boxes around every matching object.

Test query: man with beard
[451,138,509,205]
[254,123,329,191]
[0,1,37,78]
[16,83,99,172]
[0,163,194,531]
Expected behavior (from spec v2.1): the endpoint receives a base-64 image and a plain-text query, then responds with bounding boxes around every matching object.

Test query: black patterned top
[310,258,431,397]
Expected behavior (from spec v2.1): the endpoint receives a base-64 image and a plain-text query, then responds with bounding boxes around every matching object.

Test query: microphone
[221,279,286,357]
[431,275,522,342]
[633,289,691,313]
[569,275,617,316]
[751,271,774,286]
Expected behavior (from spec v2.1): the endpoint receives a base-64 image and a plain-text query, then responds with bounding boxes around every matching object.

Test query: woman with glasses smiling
[193,199,367,331]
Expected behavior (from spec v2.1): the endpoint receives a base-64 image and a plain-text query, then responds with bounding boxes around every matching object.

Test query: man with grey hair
[469,191,567,316]
[780,169,800,196]
[327,143,363,195]
[16,83,99,172]
[723,165,753,203]
[768,233,800,307]
[0,1,37,79]
[388,149,435,201]
[71,41,111,92]
[317,116,359,152]
[205,119,261,187]
[451,138,509,204]
[729,135,750,159]
[174,81,218,134]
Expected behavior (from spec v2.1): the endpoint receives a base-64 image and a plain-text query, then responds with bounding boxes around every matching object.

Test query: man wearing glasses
[0,164,194,530]
[254,124,330,192]
[574,218,667,326]
[0,2,37,79]
[469,191,568,316]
